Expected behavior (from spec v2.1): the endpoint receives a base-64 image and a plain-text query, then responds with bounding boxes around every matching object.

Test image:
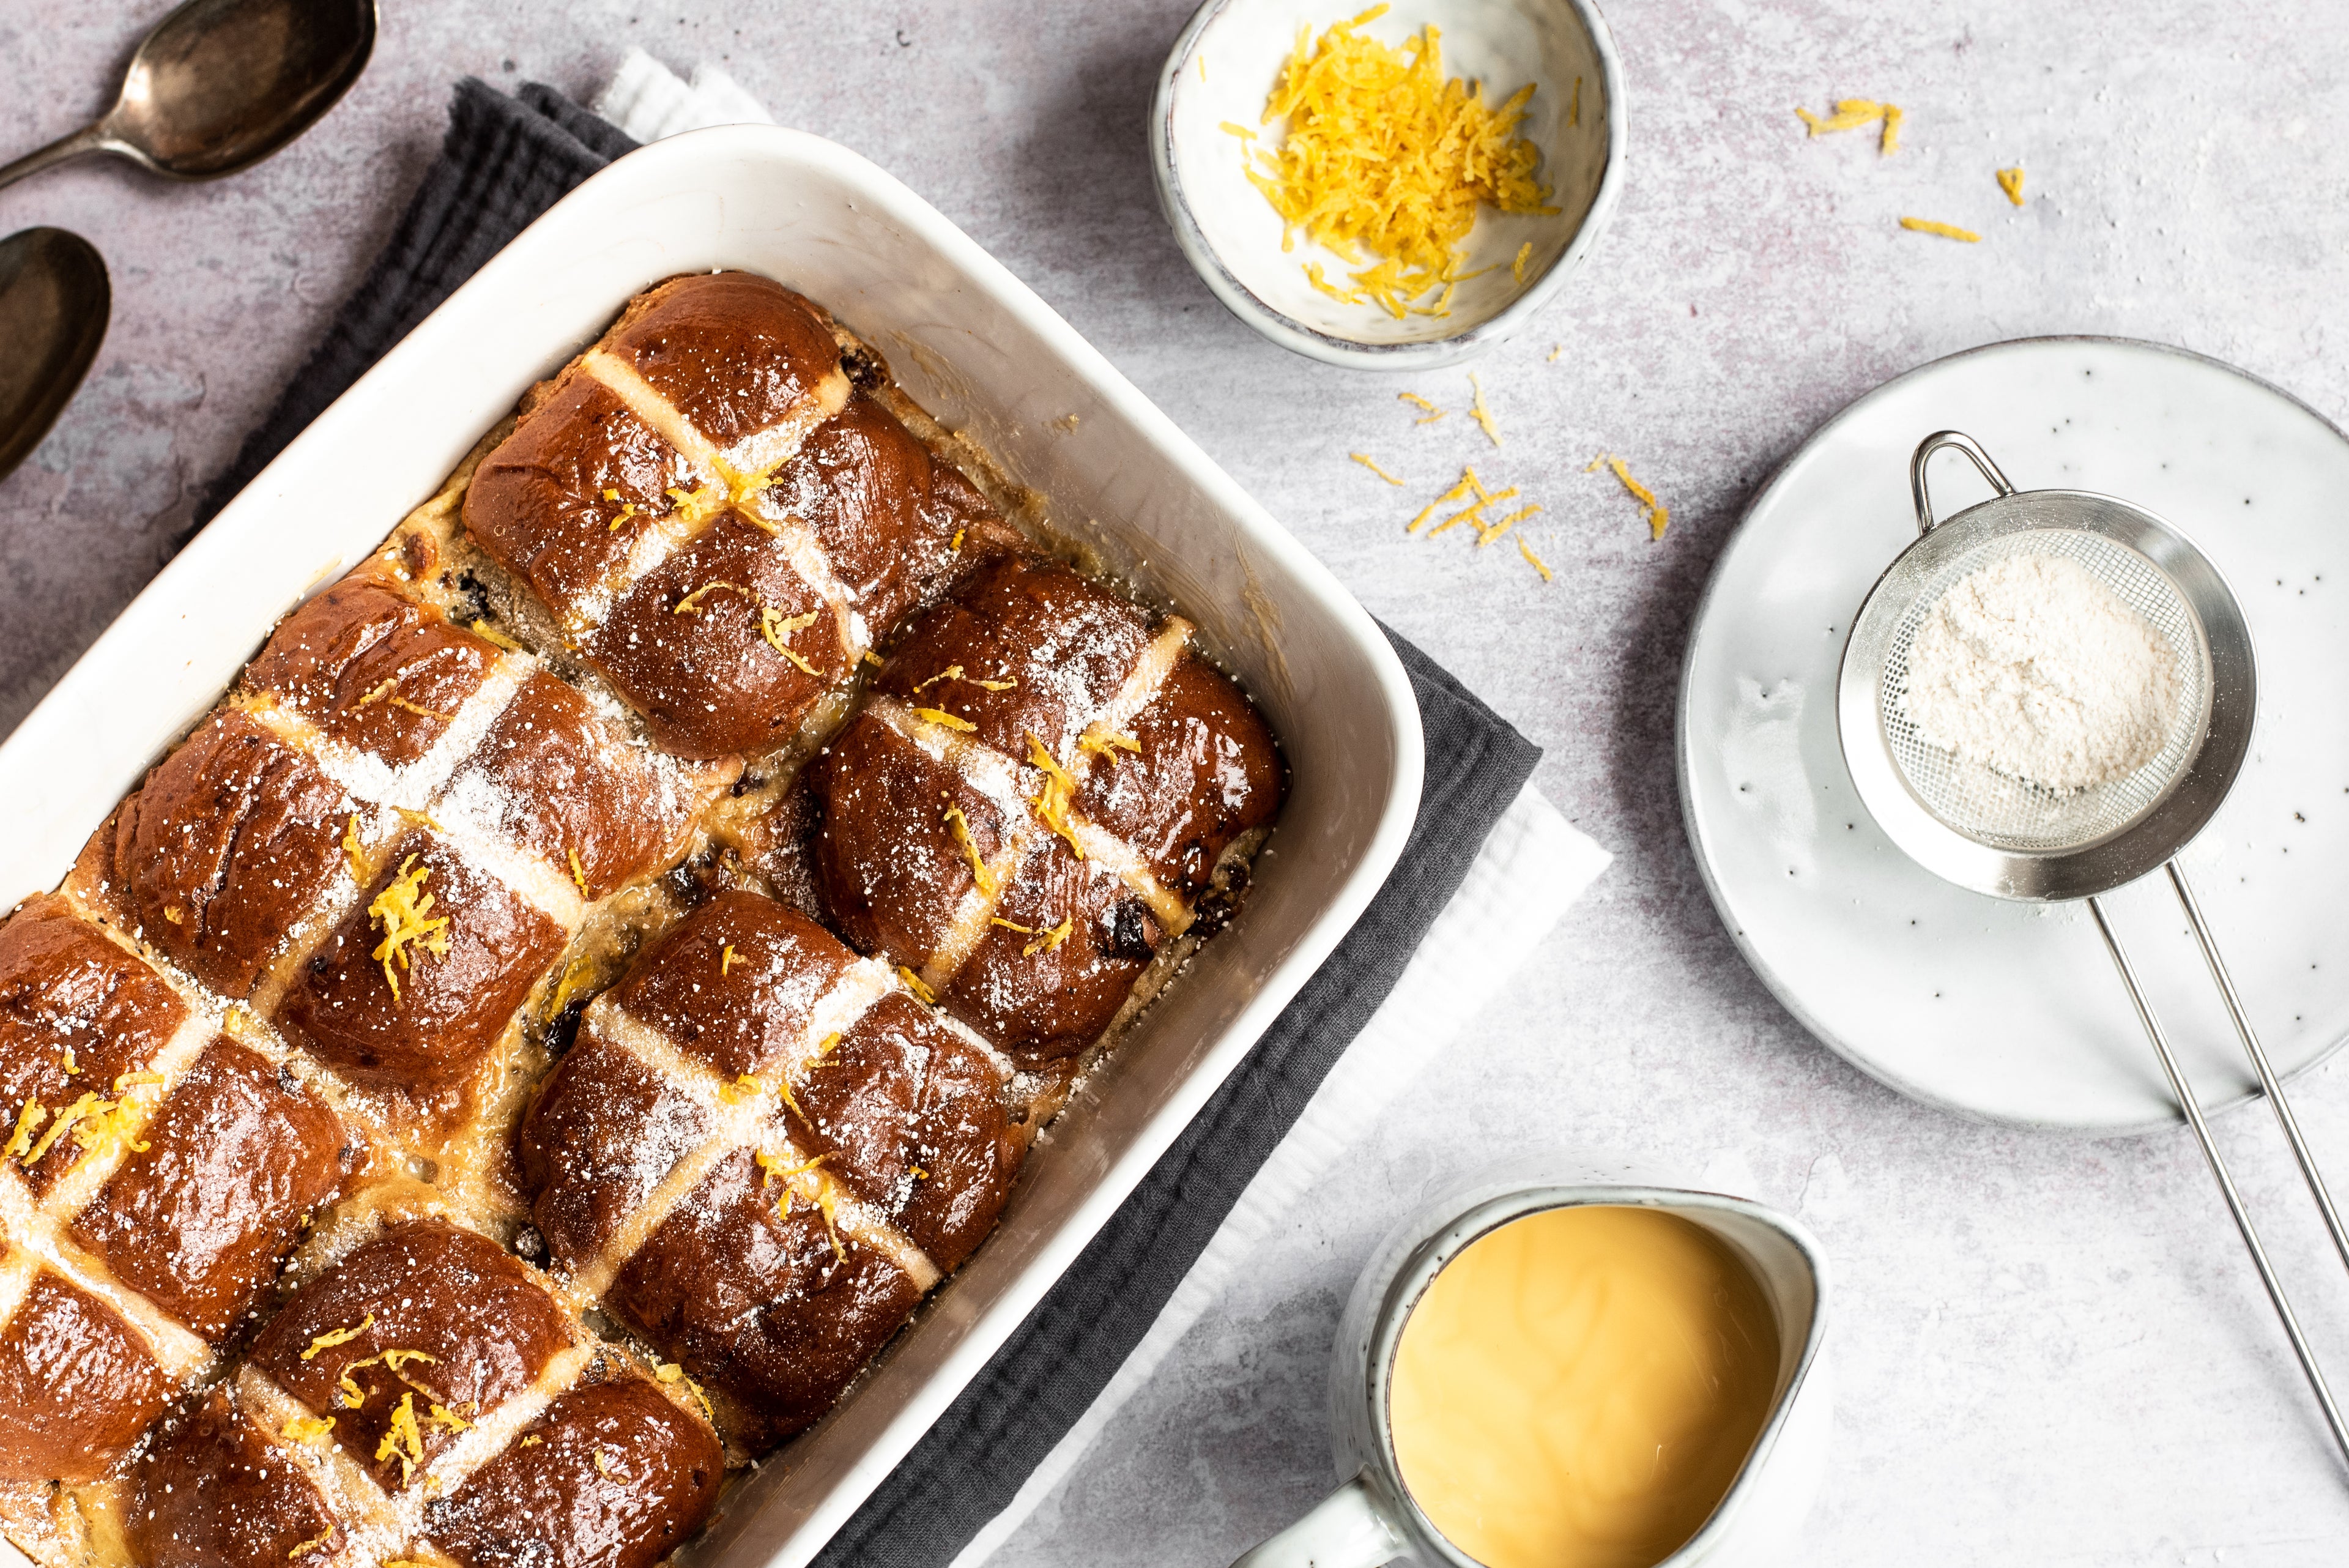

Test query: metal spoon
[0,0,376,193]
[0,229,109,481]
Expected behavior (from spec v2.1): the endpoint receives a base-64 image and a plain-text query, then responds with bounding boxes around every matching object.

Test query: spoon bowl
[0,229,111,483]
[0,0,376,192]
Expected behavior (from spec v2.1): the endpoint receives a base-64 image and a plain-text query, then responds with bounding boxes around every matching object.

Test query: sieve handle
[1910,430,2016,535]
[2088,892,2349,1476]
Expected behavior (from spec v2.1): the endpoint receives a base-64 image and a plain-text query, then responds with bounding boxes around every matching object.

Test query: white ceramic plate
[1151,0,1625,368]
[0,127,1423,1568]
[1679,338,2349,1134]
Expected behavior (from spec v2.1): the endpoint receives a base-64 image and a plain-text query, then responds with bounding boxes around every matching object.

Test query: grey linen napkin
[196,79,1543,1568]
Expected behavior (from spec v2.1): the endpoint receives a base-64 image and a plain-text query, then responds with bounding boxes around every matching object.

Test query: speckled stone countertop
[7,2,2349,1562]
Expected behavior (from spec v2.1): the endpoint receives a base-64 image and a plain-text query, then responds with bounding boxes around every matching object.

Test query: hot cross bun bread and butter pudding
[0,273,1285,1568]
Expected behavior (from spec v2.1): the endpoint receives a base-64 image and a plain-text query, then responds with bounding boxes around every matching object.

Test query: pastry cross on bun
[798,552,1285,1063]
[130,1217,722,1568]
[0,899,352,1487]
[464,273,1020,760]
[520,890,1024,1454]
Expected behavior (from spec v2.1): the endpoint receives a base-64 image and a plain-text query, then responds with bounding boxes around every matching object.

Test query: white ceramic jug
[1229,1153,1833,1568]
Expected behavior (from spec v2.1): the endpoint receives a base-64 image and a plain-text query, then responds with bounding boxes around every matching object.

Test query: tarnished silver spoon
[0,0,376,193]
[0,229,109,481]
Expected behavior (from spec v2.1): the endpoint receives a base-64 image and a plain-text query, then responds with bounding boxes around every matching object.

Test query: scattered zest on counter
[1243,4,1556,316]
[1548,343,1563,362]
[1468,373,1502,445]
[1398,391,1445,423]
[1351,451,1407,485]
[1516,537,1554,581]
[1899,215,1980,242]
[1589,453,1670,539]
[1477,503,1542,548]
[1796,97,1902,154]
[1997,166,2027,206]
[1512,242,1532,283]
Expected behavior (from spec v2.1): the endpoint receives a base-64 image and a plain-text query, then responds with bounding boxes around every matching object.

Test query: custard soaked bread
[0,271,1281,1567]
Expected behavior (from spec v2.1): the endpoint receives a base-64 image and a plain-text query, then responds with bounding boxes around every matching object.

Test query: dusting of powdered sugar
[1901,552,2181,794]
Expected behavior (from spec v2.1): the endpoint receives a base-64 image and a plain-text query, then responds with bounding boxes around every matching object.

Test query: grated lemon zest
[944,804,996,896]
[1302,261,1362,304]
[369,856,451,1001]
[718,1073,760,1107]
[521,1435,543,1447]
[721,944,739,976]
[1023,735,1088,861]
[342,813,366,880]
[23,1091,110,1167]
[816,1031,841,1058]
[286,1530,334,1560]
[1079,729,1141,764]
[5,1099,47,1161]
[1899,215,1979,242]
[1426,488,1516,539]
[1219,120,1256,143]
[595,1449,614,1476]
[950,529,965,553]
[59,1043,75,1076]
[607,500,640,534]
[990,917,1036,935]
[1796,97,1901,154]
[568,847,588,896]
[1398,392,1444,423]
[470,619,524,652]
[897,965,938,1005]
[1548,344,1563,362]
[655,1361,717,1422]
[1467,373,1502,445]
[282,1414,335,1445]
[355,677,399,707]
[760,608,823,675]
[303,1314,374,1361]
[425,1403,470,1433]
[911,707,977,732]
[1248,8,1555,311]
[1477,503,1542,548]
[387,694,453,721]
[673,581,751,617]
[1349,453,1406,486]
[1022,918,1074,959]
[1516,536,1555,581]
[376,1391,425,1482]
[1593,453,1671,538]
[863,650,884,667]
[1997,165,2026,206]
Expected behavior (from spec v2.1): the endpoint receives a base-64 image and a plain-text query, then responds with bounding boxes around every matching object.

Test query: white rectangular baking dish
[0,126,1423,1568]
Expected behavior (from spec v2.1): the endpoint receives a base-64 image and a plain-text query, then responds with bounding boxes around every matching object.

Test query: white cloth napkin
[601,54,1619,1563]
[593,47,774,141]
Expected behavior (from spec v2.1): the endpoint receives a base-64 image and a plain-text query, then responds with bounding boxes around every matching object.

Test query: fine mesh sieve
[1877,526,2213,855]
[1837,429,2349,1479]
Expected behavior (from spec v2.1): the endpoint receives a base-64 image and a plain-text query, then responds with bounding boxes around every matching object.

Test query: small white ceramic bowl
[1151,0,1627,371]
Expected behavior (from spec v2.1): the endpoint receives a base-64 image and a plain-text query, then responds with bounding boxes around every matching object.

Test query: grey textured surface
[6,1,2349,1562]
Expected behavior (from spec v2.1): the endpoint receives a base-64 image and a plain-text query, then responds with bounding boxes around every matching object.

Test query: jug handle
[1227,1470,1407,1568]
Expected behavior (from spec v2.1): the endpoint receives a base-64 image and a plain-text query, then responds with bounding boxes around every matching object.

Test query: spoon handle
[0,124,111,195]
